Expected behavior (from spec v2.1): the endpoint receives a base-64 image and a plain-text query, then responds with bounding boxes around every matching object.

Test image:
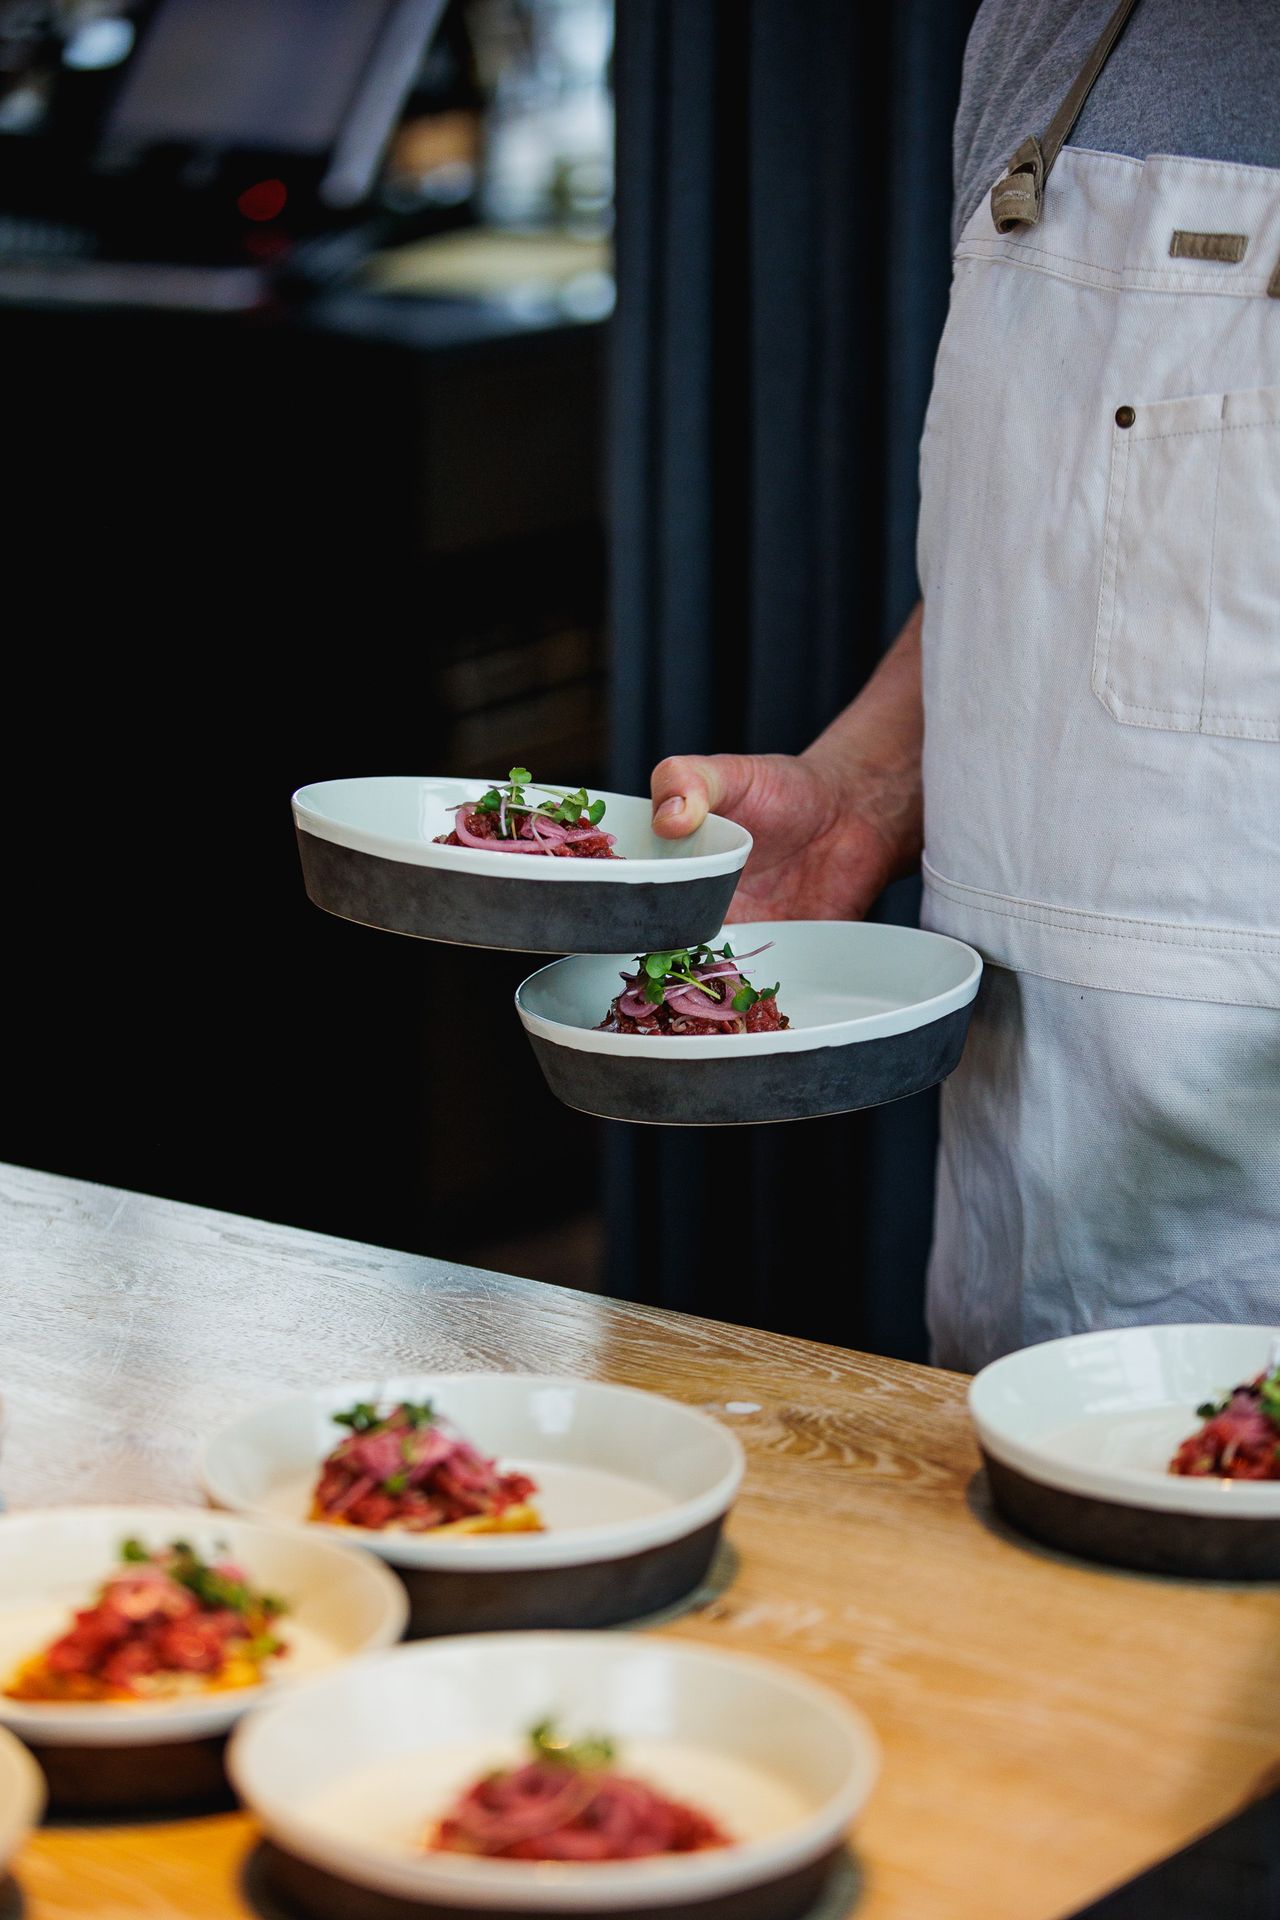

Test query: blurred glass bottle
[467,0,612,234]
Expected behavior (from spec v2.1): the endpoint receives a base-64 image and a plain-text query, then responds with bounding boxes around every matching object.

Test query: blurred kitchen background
[3,0,977,1359]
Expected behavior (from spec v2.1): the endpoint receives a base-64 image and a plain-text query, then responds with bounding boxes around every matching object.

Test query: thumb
[649,753,754,838]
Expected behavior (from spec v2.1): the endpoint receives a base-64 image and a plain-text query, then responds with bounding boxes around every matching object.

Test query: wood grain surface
[2,1161,1278,1920]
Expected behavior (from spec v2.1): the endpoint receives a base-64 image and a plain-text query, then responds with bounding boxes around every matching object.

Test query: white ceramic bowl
[971,1325,1280,1577]
[202,1378,745,1636]
[0,1506,408,1747]
[516,921,983,1125]
[228,1632,879,1915]
[0,1723,45,1870]
[293,777,752,955]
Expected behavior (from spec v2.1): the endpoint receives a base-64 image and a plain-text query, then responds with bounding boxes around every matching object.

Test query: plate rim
[0,1504,409,1746]
[199,1375,746,1572]
[293,777,752,885]
[226,1629,880,1913]
[0,1723,46,1864]
[969,1324,1280,1519]
[515,922,984,1061]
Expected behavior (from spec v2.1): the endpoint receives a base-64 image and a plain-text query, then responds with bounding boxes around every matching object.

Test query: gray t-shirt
[953,0,1280,247]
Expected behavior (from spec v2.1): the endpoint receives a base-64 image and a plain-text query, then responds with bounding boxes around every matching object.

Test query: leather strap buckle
[990,136,1045,233]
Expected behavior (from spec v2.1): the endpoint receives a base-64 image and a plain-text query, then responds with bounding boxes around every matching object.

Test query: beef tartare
[600,941,789,1036]
[430,1722,729,1861]
[435,768,619,858]
[1170,1360,1280,1480]
[4,1539,287,1704]
[310,1399,542,1535]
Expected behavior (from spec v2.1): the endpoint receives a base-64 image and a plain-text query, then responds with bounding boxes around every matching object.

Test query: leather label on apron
[1168,230,1248,262]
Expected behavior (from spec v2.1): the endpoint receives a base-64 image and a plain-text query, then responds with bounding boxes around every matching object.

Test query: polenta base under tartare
[309,1500,543,1537]
[5,1646,268,1705]
[3,1538,288,1705]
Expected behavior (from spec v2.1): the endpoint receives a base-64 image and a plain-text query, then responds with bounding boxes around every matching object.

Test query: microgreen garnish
[1261,1367,1280,1428]
[530,1720,615,1770]
[1197,1364,1280,1427]
[116,1540,284,1619]
[334,1399,435,1436]
[333,1402,381,1433]
[471,769,607,839]
[731,981,779,1013]
[637,942,737,1007]
[242,1633,285,1660]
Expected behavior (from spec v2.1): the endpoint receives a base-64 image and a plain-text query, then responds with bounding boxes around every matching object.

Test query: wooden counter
[1,1161,1277,1919]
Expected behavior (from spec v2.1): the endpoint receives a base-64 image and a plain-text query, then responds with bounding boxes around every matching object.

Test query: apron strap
[991,0,1144,233]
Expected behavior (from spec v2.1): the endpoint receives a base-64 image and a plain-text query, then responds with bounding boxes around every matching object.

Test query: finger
[649,754,752,838]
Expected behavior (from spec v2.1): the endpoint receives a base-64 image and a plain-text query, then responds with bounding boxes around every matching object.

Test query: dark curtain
[606,0,979,1358]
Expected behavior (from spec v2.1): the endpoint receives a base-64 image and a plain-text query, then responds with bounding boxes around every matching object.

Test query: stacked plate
[0,1723,44,1872]
[292,776,751,958]
[0,1375,877,1919]
[970,1324,1280,1578]
[201,1375,744,1636]
[0,1507,407,1811]
[229,1633,879,1920]
[292,775,982,1126]
[198,1374,872,1916]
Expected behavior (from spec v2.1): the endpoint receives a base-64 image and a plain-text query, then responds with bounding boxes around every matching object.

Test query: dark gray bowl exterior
[32,1732,235,1813]
[983,1451,1280,1580]
[256,1838,844,1920]
[296,831,741,956]
[526,1004,973,1126]
[397,1517,724,1638]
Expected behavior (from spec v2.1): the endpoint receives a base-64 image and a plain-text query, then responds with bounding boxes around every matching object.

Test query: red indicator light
[237,178,288,222]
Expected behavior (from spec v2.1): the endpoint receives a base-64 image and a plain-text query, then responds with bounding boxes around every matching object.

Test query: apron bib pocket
[1093,385,1280,741]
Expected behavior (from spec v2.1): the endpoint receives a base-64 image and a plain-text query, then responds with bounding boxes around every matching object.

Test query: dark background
[2,0,977,1356]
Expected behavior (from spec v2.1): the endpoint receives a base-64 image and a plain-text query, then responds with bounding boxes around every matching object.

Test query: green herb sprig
[118,1538,284,1619]
[637,942,730,1008]
[530,1719,616,1771]
[1260,1366,1280,1428]
[634,942,779,1012]
[1196,1363,1280,1426]
[332,1399,435,1435]
[731,979,781,1014]
[333,1402,381,1433]
[473,768,606,839]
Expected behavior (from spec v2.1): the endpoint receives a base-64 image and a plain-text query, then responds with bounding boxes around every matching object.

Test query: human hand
[650,749,910,922]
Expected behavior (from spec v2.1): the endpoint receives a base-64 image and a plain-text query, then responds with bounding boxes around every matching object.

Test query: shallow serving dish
[970,1324,1280,1578]
[229,1631,878,1920]
[202,1377,744,1636]
[0,1723,45,1874]
[516,920,982,1126]
[293,777,751,955]
[0,1506,407,1810]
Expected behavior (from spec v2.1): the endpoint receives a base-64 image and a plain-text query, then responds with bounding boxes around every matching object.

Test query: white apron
[918,110,1280,1366]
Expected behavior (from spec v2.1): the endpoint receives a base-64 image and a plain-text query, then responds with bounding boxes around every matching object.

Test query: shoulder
[952,0,1113,246]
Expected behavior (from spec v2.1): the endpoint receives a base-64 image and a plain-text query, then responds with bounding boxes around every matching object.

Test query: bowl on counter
[0,1723,45,1875]
[292,776,751,956]
[229,1630,879,1920]
[202,1376,744,1638]
[516,921,983,1127]
[0,1506,407,1811]
[970,1324,1280,1578]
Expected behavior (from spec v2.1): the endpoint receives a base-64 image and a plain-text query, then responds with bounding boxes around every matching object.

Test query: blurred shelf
[361,225,610,296]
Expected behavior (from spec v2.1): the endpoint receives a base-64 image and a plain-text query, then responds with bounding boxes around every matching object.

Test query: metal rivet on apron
[1115,405,1136,428]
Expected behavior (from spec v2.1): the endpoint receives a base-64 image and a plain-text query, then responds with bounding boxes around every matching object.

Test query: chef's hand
[650,602,924,923]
